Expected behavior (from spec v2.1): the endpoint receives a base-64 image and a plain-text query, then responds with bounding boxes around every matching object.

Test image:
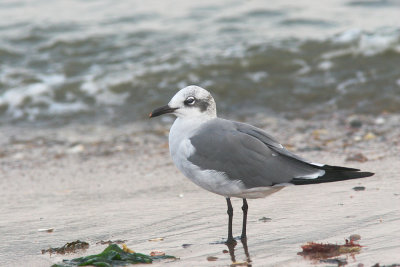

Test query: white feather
[295,169,325,179]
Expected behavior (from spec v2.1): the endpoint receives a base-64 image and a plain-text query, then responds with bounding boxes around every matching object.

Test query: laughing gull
[149,85,374,244]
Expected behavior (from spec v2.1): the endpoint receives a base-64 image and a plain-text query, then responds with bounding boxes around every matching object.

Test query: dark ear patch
[196,99,209,112]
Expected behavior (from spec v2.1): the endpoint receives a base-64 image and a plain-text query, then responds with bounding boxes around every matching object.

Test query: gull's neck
[170,115,215,140]
[178,113,216,124]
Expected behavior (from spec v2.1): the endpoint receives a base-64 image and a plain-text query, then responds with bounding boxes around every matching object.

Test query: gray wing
[188,118,322,188]
[234,121,316,164]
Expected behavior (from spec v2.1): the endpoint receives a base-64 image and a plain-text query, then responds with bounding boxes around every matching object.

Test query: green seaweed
[52,244,176,266]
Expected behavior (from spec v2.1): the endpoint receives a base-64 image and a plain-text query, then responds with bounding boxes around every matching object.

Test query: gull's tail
[291,165,374,185]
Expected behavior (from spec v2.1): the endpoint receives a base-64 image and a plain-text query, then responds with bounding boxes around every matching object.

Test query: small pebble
[68,144,85,154]
[259,217,272,222]
[353,186,366,191]
[12,153,25,160]
[350,120,363,128]
[346,153,368,162]
[207,256,218,261]
[148,237,164,242]
[349,234,361,242]
[182,244,192,248]
[38,228,54,233]
[363,132,376,140]
[375,117,385,125]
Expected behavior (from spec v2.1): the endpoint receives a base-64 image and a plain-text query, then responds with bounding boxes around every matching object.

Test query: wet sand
[1,114,399,266]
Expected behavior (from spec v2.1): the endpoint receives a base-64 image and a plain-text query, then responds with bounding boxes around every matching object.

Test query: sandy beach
[1,113,399,267]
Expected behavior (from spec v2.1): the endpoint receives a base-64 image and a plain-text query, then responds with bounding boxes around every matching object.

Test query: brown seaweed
[42,240,89,255]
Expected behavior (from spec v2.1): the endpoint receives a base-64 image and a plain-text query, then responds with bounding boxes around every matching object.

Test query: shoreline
[1,113,399,266]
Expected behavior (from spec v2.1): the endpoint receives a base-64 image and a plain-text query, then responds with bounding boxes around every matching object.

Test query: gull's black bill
[149,105,178,118]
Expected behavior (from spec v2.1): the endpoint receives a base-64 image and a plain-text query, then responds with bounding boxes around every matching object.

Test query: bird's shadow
[211,237,252,266]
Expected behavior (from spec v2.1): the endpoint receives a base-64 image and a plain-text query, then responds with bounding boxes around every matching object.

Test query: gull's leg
[226,198,236,244]
[226,238,237,263]
[241,237,252,264]
[241,198,248,240]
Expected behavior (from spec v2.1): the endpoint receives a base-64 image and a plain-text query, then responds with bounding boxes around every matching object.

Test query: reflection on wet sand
[225,238,252,266]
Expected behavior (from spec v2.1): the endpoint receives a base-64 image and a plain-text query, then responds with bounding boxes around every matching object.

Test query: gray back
[188,118,319,188]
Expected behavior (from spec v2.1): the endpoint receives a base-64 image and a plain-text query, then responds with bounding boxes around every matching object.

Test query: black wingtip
[292,170,374,185]
[318,164,360,172]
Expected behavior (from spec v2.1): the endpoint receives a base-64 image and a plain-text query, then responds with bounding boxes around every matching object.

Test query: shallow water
[0,0,399,125]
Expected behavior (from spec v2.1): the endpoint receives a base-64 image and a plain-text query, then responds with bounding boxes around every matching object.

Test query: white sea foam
[359,30,400,56]
[246,71,268,83]
[47,102,89,115]
[0,83,51,108]
[332,28,400,56]
[0,74,85,120]
[0,0,399,124]
[317,60,333,71]
[333,28,362,43]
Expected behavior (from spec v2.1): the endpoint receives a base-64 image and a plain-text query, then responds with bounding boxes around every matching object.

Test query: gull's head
[149,85,217,119]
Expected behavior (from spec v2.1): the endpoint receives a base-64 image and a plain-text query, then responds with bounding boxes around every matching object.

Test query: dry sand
[0,114,399,267]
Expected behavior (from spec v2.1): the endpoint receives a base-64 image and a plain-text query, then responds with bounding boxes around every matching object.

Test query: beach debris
[222,249,229,253]
[96,239,126,245]
[207,256,218,261]
[122,243,135,253]
[259,217,272,222]
[68,144,85,154]
[363,132,376,141]
[372,264,400,267]
[38,228,54,233]
[182,243,192,248]
[353,186,366,191]
[298,238,362,260]
[375,117,385,125]
[12,152,25,160]
[148,237,164,242]
[150,251,165,257]
[42,240,89,255]
[51,244,177,267]
[349,119,363,129]
[312,129,328,140]
[346,153,368,162]
[349,234,361,242]
[54,153,64,159]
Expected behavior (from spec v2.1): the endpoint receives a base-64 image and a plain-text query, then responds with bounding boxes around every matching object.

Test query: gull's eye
[184,96,196,106]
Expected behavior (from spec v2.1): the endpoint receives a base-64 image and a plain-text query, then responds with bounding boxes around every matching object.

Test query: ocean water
[0,0,399,125]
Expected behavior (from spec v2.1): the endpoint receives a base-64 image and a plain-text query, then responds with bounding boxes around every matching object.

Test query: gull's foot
[225,238,237,246]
